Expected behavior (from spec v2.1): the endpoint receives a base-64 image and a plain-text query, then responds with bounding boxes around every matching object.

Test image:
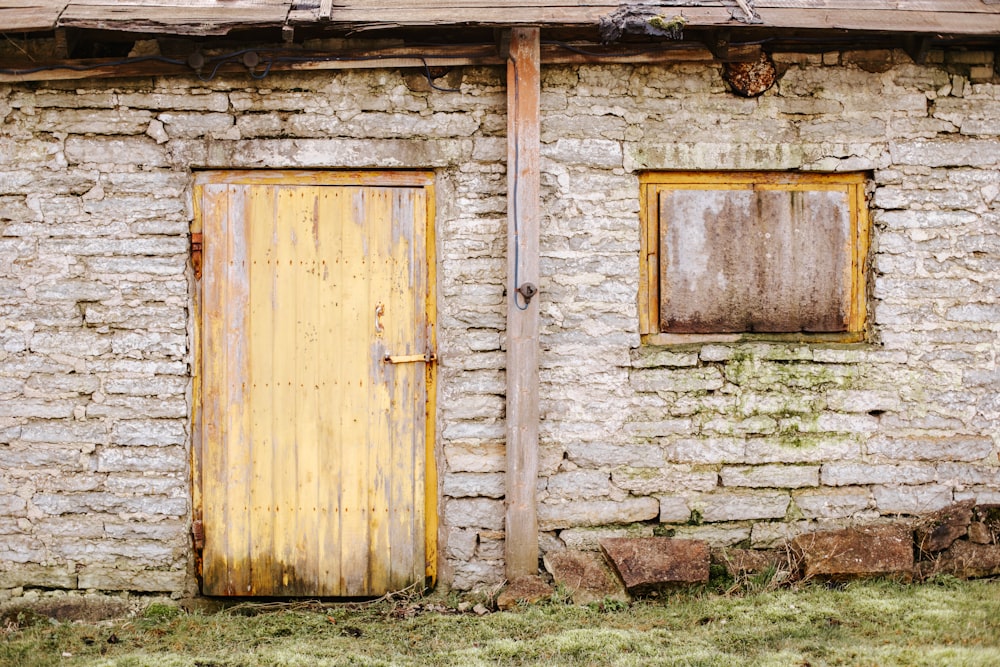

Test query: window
[639,172,869,344]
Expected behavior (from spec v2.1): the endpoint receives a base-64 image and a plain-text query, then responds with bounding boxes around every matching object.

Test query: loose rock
[543,549,629,605]
[600,537,709,594]
[792,525,913,581]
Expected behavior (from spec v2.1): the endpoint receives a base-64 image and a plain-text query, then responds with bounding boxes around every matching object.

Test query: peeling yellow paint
[194,171,435,597]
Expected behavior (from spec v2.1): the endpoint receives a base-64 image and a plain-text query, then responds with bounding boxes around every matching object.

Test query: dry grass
[2,577,999,666]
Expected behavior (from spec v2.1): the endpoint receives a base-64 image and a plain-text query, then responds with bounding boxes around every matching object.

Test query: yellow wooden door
[195,171,435,597]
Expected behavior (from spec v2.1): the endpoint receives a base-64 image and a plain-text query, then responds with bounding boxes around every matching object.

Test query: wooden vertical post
[505,27,541,579]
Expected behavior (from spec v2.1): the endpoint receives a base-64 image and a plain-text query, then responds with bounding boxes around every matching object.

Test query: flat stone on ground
[600,537,709,594]
[495,575,554,610]
[915,499,974,554]
[543,549,629,605]
[792,524,914,580]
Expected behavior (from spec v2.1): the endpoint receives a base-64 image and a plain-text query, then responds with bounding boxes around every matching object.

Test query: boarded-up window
[640,172,869,342]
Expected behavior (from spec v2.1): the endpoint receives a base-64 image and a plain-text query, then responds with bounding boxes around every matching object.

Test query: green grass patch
[2,579,999,666]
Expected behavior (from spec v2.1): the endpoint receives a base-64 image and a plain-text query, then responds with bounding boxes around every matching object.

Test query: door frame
[189,170,438,593]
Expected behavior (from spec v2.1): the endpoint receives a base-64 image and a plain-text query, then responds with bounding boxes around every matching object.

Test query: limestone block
[545,470,613,500]
[118,92,229,112]
[104,475,184,495]
[38,109,152,135]
[566,442,666,468]
[558,525,654,551]
[543,549,628,605]
[95,445,186,474]
[630,367,725,393]
[29,331,111,357]
[745,435,860,465]
[103,376,188,398]
[0,534,46,563]
[443,442,505,474]
[110,420,186,447]
[0,443,88,469]
[109,333,186,359]
[445,528,478,561]
[630,348,699,368]
[449,559,504,591]
[821,462,937,486]
[657,495,692,522]
[869,436,995,463]
[32,492,187,517]
[103,519,186,541]
[622,419,694,438]
[694,490,790,522]
[476,532,505,560]
[0,565,77,589]
[86,396,187,420]
[444,497,504,530]
[792,524,913,580]
[0,399,75,420]
[542,138,622,168]
[873,484,954,515]
[890,139,1000,167]
[613,465,718,495]
[600,537,709,593]
[662,438,745,465]
[721,465,819,489]
[77,567,187,592]
[794,487,872,519]
[669,525,751,547]
[538,497,659,530]
[19,421,107,445]
[64,137,169,167]
[442,472,504,499]
[824,390,901,413]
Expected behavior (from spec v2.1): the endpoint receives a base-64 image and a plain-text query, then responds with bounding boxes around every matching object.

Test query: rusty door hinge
[191,519,205,550]
[191,232,203,280]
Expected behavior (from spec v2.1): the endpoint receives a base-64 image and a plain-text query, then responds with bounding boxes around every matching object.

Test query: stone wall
[0,48,997,595]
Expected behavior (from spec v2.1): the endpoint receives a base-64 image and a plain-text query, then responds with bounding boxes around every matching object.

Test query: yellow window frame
[639,171,871,346]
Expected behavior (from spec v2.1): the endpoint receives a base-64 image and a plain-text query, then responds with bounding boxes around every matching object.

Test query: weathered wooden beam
[904,35,932,64]
[704,29,763,63]
[0,42,715,83]
[504,26,541,581]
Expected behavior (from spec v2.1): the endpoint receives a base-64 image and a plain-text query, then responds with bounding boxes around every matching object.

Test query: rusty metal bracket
[191,519,205,551]
[191,232,203,280]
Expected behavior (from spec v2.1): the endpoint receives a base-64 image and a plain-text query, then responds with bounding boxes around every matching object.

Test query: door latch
[384,351,436,364]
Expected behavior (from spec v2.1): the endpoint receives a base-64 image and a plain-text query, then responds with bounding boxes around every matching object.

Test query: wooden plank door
[195,171,435,597]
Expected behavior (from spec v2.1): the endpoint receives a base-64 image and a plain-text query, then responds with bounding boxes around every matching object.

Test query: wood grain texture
[0,1,67,32]
[505,27,541,581]
[197,172,433,597]
[9,0,1000,35]
[59,0,292,34]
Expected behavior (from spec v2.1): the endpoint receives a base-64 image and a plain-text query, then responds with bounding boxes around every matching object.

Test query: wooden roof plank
[318,6,1000,34]
[59,1,292,35]
[0,1,68,33]
[308,0,1000,10]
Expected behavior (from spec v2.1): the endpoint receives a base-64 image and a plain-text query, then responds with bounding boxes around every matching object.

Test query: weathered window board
[640,172,870,345]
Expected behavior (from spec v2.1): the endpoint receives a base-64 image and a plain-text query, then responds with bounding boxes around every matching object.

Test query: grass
[2,577,999,666]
